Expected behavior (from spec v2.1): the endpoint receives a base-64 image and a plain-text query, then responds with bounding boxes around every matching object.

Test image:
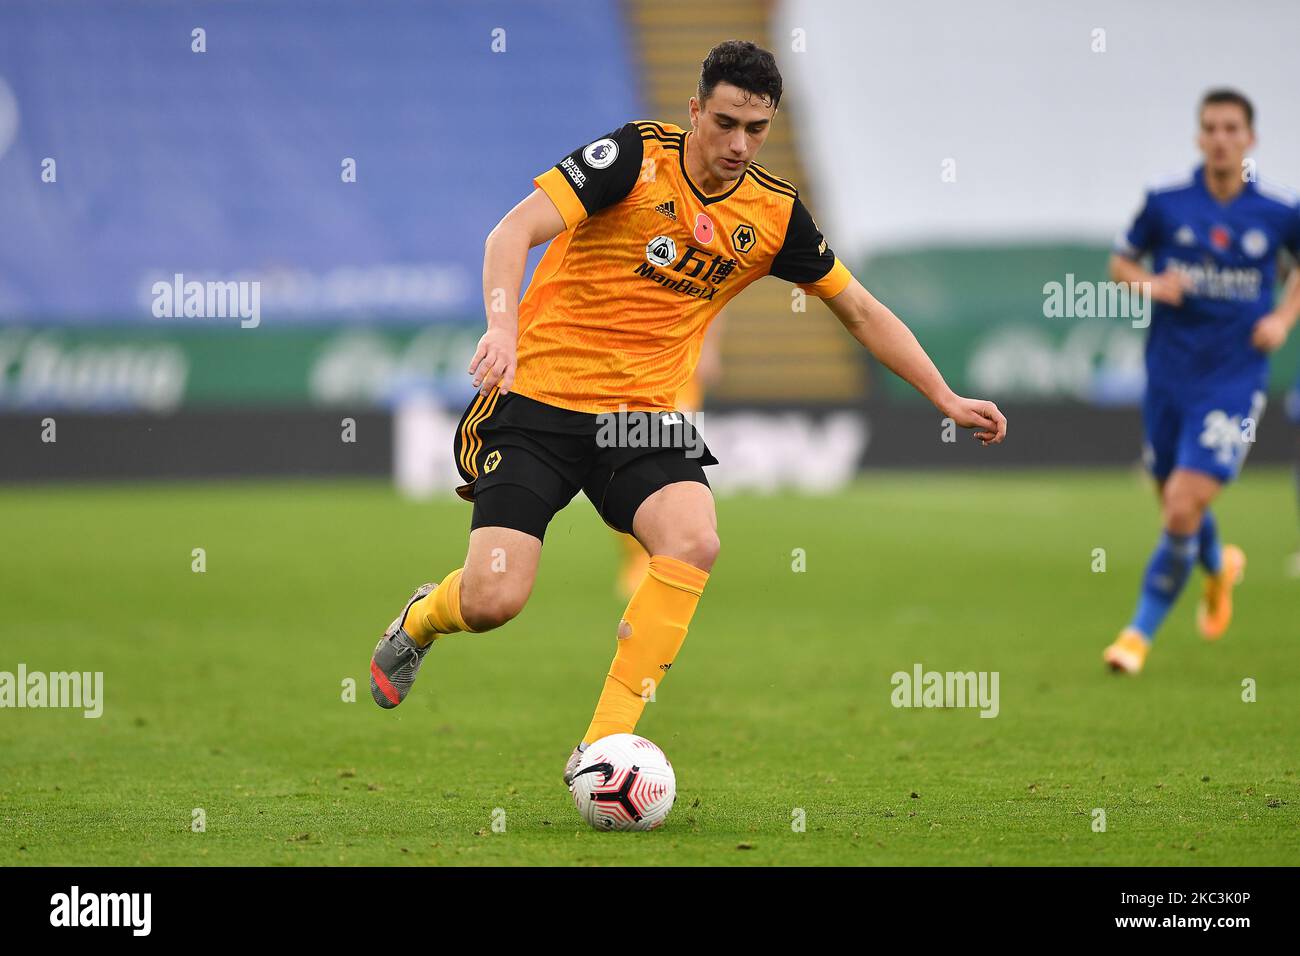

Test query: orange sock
[583,555,709,744]
[617,532,650,600]
[405,568,474,646]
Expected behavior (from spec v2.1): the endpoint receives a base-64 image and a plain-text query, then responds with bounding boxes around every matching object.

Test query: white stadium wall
[776,0,1300,258]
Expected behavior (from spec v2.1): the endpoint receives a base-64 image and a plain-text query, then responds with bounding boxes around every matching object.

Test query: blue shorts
[1143,383,1268,484]
[1287,375,1300,425]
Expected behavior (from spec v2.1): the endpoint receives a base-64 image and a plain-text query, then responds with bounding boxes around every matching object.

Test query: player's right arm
[1110,189,1190,306]
[1109,252,1189,307]
[471,123,646,395]
[472,189,567,395]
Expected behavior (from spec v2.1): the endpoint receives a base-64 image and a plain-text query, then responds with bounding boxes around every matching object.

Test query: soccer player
[1103,89,1300,673]
[1289,358,1300,578]
[367,40,1006,782]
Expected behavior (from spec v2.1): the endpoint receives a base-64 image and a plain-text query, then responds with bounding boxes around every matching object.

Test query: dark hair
[1200,88,1254,128]
[698,40,783,109]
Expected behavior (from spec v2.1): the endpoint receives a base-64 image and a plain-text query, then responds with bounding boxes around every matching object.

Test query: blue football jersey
[1115,166,1300,392]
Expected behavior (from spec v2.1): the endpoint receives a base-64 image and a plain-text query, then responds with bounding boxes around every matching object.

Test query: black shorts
[452,388,717,540]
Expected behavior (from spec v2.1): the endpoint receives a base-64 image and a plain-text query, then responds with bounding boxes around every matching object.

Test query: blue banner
[0,0,640,324]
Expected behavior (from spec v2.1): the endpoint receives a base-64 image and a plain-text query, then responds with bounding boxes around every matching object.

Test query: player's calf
[457,524,543,632]
[578,483,718,745]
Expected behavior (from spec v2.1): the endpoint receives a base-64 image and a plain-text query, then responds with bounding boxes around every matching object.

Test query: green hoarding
[0,323,483,411]
[4,243,1297,411]
[859,244,1300,403]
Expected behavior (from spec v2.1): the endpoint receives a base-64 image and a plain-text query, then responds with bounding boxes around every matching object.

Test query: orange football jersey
[513,120,852,413]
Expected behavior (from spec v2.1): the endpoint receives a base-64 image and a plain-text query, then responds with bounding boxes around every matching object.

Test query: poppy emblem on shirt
[1209,225,1231,251]
[694,213,714,245]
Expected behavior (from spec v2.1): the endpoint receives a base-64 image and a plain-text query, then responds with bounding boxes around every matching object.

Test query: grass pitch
[1,469,1297,866]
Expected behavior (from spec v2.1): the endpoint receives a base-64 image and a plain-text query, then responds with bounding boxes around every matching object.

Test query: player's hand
[943,396,1007,446]
[1250,312,1292,353]
[1149,270,1192,307]
[468,326,517,395]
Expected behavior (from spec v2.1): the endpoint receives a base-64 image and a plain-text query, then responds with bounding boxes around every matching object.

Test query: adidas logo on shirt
[655,200,677,220]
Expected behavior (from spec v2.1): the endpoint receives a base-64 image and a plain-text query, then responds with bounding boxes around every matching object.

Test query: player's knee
[459,578,529,631]
[462,592,526,631]
[1161,491,1204,535]
[661,527,720,572]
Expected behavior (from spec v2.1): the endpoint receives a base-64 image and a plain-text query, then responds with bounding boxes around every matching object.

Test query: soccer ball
[570,733,676,831]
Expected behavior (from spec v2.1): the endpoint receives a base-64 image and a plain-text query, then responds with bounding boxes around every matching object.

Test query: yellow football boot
[1197,544,1245,641]
[1103,628,1152,674]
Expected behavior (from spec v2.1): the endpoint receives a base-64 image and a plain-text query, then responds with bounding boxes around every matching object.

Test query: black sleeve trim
[769,195,837,284]
[554,122,644,217]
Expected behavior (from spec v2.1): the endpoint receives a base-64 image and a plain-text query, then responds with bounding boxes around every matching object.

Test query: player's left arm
[1252,262,1300,353]
[770,196,1005,445]
[1254,207,1300,352]
[824,278,1006,445]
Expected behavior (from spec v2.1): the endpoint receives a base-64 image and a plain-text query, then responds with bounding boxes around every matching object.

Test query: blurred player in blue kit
[1289,366,1300,577]
[1104,89,1300,673]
